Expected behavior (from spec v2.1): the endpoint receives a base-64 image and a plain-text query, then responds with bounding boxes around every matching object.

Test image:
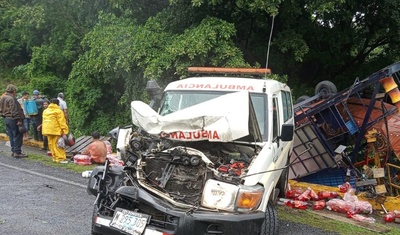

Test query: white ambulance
[89,68,294,235]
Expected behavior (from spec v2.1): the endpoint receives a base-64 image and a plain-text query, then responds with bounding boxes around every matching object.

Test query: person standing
[36,100,50,151]
[17,91,31,140]
[42,98,69,163]
[0,84,27,158]
[30,90,45,141]
[57,92,68,124]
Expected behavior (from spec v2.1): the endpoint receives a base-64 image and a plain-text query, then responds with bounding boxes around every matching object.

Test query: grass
[278,205,399,235]
[27,153,96,173]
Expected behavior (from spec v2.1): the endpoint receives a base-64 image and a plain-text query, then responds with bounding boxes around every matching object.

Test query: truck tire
[295,95,311,104]
[260,201,279,235]
[315,81,337,96]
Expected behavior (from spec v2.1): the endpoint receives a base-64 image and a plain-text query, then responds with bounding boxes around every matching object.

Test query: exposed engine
[122,132,260,206]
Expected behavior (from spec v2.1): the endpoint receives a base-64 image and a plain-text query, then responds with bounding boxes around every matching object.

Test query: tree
[2,0,400,134]
[68,10,248,133]
[272,0,400,94]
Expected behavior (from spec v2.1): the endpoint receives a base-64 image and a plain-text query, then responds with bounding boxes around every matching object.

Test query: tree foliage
[272,0,400,92]
[1,0,400,135]
[68,10,248,134]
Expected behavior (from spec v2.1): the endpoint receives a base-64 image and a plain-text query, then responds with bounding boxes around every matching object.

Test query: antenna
[265,15,276,76]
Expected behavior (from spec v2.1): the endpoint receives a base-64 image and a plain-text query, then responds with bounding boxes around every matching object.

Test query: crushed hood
[131,91,262,142]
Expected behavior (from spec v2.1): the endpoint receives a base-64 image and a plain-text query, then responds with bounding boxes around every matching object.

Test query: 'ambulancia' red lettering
[176,83,254,91]
[193,131,200,138]
[178,132,186,139]
[212,131,220,139]
[161,130,220,140]
[169,132,179,138]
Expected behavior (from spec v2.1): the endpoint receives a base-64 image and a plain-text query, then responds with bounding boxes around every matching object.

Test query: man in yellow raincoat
[42,98,69,163]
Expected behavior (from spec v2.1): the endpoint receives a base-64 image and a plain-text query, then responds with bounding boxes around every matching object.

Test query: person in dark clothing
[30,90,45,141]
[17,91,31,140]
[0,84,27,158]
[37,100,50,151]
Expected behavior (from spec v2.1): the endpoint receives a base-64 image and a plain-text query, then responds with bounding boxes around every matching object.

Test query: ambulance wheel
[91,205,101,235]
[260,201,279,235]
[277,157,290,198]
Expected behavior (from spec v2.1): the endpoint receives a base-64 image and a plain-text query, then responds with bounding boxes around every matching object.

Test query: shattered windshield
[159,91,268,140]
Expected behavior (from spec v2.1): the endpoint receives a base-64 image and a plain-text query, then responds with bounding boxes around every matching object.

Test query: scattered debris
[82,170,92,178]
[281,183,379,224]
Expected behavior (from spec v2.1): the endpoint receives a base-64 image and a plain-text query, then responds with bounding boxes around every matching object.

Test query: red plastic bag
[57,137,66,149]
[347,212,376,223]
[317,191,339,199]
[383,211,400,223]
[106,155,124,166]
[279,198,308,210]
[313,200,326,210]
[296,187,319,201]
[338,182,351,193]
[326,198,373,214]
[297,188,312,201]
[384,213,395,223]
[285,187,305,199]
[308,187,319,201]
[73,154,92,165]
[344,188,358,202]
[326,199,354,213]
[64,133,75,146]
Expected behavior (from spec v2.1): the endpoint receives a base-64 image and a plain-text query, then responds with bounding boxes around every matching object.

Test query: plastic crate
[297,167,356,188]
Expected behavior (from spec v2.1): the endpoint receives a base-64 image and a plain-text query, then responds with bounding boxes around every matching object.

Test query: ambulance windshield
[158,90,267,139]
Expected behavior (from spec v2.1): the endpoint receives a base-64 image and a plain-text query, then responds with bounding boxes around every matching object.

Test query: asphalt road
[0,141,339,235]
[0,141,94,235]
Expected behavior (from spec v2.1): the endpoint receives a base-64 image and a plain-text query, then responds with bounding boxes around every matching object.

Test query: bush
[0,121,5,133]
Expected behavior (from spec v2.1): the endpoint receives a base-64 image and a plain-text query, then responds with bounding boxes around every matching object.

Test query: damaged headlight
[201,179,264,212]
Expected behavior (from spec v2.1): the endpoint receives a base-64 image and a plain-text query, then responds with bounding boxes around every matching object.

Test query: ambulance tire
[276,158,289,198]
[91,205,101,235]
[260,201,279,235]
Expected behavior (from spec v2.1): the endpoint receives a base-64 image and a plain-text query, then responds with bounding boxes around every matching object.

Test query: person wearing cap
[57,92,68,124]
[36,100,50,152]
[30,89,45,141]
[0,84,27,158]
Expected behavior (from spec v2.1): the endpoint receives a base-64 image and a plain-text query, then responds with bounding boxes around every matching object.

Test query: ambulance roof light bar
[188,67,271,75]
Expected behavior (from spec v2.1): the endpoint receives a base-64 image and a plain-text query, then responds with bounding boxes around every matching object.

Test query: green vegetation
[278,206,399,235]
[1,0,400,136]
[27,154,95,173]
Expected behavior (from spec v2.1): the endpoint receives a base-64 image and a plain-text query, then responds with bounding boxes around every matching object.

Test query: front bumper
[92,186,265,235]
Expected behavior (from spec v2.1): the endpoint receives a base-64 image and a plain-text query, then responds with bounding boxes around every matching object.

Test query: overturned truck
[289,62,400,195]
